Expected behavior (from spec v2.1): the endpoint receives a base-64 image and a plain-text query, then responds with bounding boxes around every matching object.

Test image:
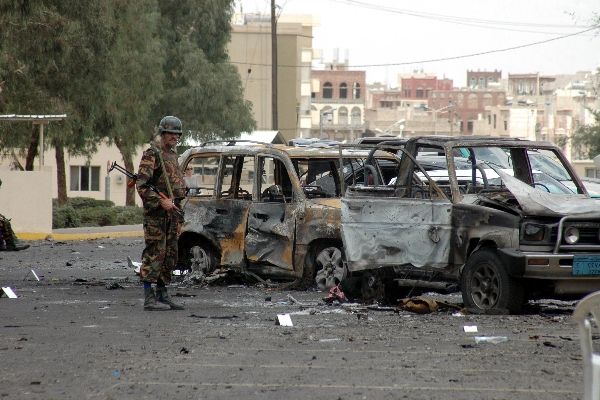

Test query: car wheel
[189,243,217,277]
[461,248,524,313]
[314,245,346,290]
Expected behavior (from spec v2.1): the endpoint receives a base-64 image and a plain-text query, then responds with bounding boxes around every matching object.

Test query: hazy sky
[235,0,600,87]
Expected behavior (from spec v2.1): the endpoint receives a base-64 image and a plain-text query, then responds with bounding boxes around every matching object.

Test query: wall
[0,169,52,234]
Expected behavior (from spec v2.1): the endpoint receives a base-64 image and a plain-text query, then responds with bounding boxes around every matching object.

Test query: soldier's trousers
[140,212,178,284]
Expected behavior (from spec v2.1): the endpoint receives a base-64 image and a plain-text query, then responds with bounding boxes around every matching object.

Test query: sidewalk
[18,224,143,241]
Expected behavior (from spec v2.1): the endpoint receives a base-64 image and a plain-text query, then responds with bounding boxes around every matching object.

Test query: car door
[341,149,453,272]
[183,153,254,267]
[244,154,298,271]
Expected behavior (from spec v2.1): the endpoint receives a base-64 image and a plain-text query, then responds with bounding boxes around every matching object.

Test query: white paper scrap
[2,287,18,299]
[31,269,40,281]
[276,314,293,327]
[463,325,478,333]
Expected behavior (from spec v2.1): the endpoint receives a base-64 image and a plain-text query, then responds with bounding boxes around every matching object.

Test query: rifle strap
[151,142,174,199]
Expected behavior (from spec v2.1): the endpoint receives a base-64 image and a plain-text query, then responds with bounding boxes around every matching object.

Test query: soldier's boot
[2,219,29,251]
[156,286,185,310]
[143,286,170,311]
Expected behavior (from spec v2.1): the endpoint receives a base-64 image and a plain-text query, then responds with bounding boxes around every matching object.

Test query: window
[258,156,293,202]
[70,166,100,191]
[351,107,361,125]
[323,82,333,99]
[338,107,348,125]
[220,155,254,200]
[184,155,220,197]
[352,82,361,99]
[479,77,485,87]
[339,83,348,99]
[416,89,424,98]
[488,115,491,125]
[467,120,474,133]
[504,120,508,131]
[403,89,411,97]
[467,94,477,109]
[470,77,476,87]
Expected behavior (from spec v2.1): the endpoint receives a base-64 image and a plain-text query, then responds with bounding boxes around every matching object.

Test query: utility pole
[271,0,278,130]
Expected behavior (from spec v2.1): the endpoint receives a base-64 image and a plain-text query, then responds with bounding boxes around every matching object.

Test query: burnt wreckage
[177,141,397,289]
[341,136,600,313]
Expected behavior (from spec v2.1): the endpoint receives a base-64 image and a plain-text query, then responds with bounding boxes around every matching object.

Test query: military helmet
[158,115,182,135]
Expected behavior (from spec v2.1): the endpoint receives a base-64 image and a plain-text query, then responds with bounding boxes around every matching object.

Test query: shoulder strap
[151,143,174,199]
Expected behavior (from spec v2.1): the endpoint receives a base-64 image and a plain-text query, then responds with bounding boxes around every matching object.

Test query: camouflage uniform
[136,139,186,285]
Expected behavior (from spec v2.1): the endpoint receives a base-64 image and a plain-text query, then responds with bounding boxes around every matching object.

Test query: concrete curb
[17,224,144,241]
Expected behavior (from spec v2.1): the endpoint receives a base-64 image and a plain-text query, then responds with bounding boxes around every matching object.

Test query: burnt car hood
[495,169,599,216]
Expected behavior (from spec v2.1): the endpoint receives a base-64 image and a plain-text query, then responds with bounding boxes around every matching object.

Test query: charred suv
[177,141,396,289]
[341,136,600,313]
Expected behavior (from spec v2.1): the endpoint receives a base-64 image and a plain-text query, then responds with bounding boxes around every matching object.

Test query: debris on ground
[322,284,347,304]
[397,296,463,314]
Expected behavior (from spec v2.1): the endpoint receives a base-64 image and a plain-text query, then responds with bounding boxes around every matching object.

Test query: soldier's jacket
[136,140,186,218]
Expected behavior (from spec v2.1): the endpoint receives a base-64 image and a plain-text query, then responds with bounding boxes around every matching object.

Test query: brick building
[429,89,506,134]
[311,68,366,141]
[398,73,453,100]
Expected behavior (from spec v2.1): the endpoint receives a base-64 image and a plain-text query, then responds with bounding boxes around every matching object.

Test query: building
[428,89,506,135]
[508,73,556,97]
[310,62,366,142]
[398,72,453,101]
[228,13,314,141]
[467,70,502,89]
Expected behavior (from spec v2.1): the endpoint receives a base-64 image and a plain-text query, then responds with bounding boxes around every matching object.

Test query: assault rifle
[108,161,184,218]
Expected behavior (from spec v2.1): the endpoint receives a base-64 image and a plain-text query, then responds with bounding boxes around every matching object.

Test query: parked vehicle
[177,140,396,289]
[341,136,600,313]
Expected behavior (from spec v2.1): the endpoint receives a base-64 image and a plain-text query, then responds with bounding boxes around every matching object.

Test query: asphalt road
[0,237,586,400]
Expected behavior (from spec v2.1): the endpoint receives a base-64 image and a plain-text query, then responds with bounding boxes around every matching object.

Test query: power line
[330,0,592,30]
[230,24,600,69]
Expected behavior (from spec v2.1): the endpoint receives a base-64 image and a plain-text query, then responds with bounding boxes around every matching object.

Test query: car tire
[461,248,524,314]
[189,243,217,276]
[314,245,347,290]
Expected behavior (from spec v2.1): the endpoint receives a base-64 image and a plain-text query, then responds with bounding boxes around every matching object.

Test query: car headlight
[523,223,545,241]
[564,226,580,244]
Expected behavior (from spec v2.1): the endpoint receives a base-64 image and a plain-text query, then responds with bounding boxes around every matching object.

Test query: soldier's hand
[159,197,175,211]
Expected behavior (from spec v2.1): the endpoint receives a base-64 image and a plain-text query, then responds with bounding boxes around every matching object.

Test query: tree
[96,0,164,205]
[0,1,115,205]
[152,0,255,141]
[572,108,600,159]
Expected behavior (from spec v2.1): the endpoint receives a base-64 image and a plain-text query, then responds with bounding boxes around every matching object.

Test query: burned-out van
[177,141,396,288]
[341,137,600,313]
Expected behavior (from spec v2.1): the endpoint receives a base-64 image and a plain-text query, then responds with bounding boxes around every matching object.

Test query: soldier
[0,179,29,251]
[136,116,186,311]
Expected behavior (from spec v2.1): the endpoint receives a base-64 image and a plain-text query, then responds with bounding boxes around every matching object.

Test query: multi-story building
[508,73,556,97]
[310,61,366,142]
[228,13,314,141]
[398,72,453,101]
[467,70,502,89]
[429,89,507,135]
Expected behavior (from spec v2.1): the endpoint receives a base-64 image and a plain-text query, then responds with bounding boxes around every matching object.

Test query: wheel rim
[190,246,211,275]
[469,263,500,309]
[314,247,345,290]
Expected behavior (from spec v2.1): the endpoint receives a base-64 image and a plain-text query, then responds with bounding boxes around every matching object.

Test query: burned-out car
[341,136,600,313]
[177,140,396,288]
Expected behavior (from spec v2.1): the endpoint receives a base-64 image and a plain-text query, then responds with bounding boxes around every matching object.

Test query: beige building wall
[0,169,53,234]
[0,140,145,208]
[229,15,314,142]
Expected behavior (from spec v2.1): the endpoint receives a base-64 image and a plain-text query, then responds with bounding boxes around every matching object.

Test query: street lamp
[319,108,336,139]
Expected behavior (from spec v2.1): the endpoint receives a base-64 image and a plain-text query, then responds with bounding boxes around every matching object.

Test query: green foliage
[52,197,142,228]
[78,207,117,227]
[52,205,81,229]
[114,206,144,225]
[67,197,115,209]
[571,109,600,159]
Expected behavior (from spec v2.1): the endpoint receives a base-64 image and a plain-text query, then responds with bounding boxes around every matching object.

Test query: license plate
[573,256,600,276]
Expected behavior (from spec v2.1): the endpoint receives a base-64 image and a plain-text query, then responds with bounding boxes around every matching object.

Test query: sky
[235,0,600,87]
